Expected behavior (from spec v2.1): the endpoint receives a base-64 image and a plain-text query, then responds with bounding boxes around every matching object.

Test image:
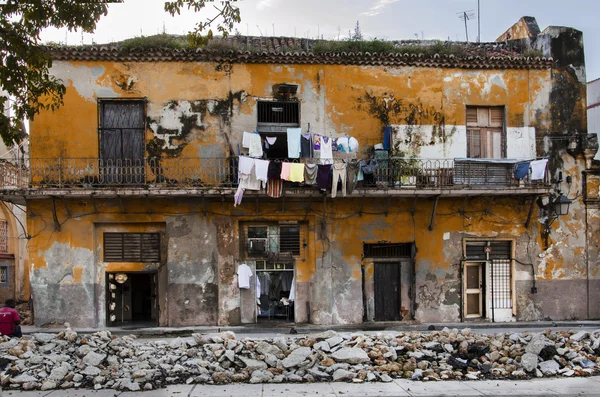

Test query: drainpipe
[490,259,495,323]
[459,259,465,322]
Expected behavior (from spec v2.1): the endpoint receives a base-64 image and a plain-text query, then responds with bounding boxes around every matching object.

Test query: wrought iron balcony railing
[0,157,550,192]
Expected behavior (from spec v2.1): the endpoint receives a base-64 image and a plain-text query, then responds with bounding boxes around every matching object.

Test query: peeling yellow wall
[26,58,592,325]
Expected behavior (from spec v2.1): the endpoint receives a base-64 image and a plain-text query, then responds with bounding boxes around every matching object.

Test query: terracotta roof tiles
[46,37,553,70]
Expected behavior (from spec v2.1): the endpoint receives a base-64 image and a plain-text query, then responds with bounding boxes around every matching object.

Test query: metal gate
[374,262,401,321]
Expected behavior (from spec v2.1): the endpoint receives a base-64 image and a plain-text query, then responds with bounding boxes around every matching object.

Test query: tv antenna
[457,10,476,41]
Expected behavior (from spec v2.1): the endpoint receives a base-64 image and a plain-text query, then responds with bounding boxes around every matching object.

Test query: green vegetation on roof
[48,33,544,59]
[311,40,466,56]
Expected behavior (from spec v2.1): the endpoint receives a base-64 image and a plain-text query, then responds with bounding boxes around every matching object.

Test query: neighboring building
[588,78,600,160]
[0,16,597,328]
[0,92,28,304]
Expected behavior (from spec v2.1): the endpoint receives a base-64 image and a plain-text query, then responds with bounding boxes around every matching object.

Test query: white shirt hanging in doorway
[237,263,253,289]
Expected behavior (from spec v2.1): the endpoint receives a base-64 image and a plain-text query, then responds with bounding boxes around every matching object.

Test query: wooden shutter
[490,107,504,127]
[104,233,160,262]
[466,106,504,159]
[466,107,479,127]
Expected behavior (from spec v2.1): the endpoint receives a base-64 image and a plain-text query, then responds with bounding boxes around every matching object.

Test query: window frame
[256,100,301,159]
[0,220,8,254]
[0,263,9,286]
[466,106,506,159]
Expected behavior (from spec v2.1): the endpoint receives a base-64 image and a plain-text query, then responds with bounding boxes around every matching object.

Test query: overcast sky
[41,0,600,81]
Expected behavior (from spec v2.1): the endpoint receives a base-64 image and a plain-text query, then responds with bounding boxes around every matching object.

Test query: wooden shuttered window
[466,107,505,159]
[104,233,160,262]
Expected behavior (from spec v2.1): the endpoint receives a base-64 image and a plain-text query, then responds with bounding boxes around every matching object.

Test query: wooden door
[374,262,401,321]
[464,262,483,318]
[99,101,145,184]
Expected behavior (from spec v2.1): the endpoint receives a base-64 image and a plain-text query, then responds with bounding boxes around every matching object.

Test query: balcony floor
[0,184,552,205]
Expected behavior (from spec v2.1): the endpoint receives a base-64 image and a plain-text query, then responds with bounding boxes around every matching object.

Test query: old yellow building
[1,17,597,328]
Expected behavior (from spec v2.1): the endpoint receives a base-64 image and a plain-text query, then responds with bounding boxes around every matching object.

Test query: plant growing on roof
[164,0,241,46]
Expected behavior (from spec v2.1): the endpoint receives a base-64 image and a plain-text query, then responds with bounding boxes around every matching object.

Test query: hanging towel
[256,277,261,299]
[383,126,392,150]
[287,128,302,159]
[238,156,255,175]
[248,133,263,158]
[319,136,333,164]
[317,164,332,190]
[514,162,530,180]
[267,179,283,198]
[254,159,270,183]
[242,131,253,149]
[301,134,312,158]
[530,159,548,180]
[238,172,262,191]
[304,163,318,184]
[268,161,282,180]
[280,162,292,180]
[289,163,305,182]
[349,137,359,152]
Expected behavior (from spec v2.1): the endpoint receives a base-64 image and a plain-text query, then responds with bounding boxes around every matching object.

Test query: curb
[21,320,600,337]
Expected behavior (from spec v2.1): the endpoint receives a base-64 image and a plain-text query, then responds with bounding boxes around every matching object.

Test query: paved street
[135,325,600,342]
[3,376,600,396]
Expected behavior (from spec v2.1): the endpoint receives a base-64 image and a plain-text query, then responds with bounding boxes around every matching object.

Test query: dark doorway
[374,262,401,321]
[106,272,157,326]
[99,101,145,184]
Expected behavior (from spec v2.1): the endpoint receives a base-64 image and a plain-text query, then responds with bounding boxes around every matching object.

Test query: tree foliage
[351,21,363,41]
[0,0,241,145]
[164,0,240,46]
[0,0,109,145]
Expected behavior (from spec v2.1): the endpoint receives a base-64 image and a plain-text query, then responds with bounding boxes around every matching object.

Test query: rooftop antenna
[457,10,476,41]
[256,25,263,36]
[477,0,481,42]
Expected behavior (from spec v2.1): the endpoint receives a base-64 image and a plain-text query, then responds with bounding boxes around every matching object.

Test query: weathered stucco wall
[25,26,598,326]
[31,62,553,161]
[25,191,592,327]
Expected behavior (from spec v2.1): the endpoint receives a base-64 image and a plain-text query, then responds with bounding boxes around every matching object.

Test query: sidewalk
[5,376,600,396]
[20,320,600,337]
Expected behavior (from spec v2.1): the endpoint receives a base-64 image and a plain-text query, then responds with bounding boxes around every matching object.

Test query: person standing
[0,299,21,338]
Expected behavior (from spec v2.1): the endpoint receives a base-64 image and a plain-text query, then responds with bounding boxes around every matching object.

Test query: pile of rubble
[0,328,599,391]
[15,302,33,326]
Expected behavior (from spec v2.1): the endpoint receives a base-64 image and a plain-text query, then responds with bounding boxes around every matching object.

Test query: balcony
[0,157,551,203]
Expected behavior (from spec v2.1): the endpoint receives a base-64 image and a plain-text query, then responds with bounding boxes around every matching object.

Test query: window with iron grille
[104,233,160,262]
[0,221,8,254]
[257,101,301,159]
[464,241,511,260]
[0,264,8,286]
[244,223,304,258]
[363,243,412,258]
[257,101,300,125]
[466,106,505,159]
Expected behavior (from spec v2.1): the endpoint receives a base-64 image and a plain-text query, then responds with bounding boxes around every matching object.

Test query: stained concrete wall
[24,184,599,327]
[25,21,598,326]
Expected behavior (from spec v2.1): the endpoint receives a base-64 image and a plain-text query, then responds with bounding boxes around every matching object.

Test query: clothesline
[233,157,376,206]
[241,129,360,160]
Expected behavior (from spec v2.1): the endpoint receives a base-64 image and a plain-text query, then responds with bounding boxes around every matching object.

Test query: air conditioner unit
[248,238,268,255]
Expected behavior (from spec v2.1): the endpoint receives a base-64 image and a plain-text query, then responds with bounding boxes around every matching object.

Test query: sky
[40,0,600,81]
